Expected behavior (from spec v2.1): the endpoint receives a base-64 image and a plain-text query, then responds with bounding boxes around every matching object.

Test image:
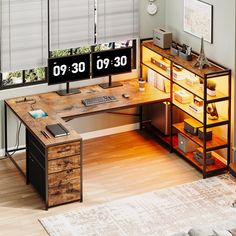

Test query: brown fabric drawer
[48,168,80,188]
[48,155,80,174]
[48,178,80,207]
[48,141,80,160]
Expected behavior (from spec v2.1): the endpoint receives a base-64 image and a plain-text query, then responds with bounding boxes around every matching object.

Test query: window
[1,67,46,89]
[96,0,139,44]
[0,0,48,72]
[0,0,139,89]
[49,40,137,69]
[0,39,137,89]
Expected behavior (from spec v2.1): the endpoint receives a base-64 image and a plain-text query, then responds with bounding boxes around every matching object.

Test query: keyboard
[82,95,117,107]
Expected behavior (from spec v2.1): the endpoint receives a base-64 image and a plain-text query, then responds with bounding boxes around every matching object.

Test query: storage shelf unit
[173,76,229,102]
[141,40,231,178]
[173,123,228,151]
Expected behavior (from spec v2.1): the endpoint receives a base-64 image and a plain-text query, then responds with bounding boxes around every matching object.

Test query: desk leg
[170,102,173,153]
[4,103,8,156]
[4,103,26,178]
[139,106,143,130]
[26,130,29,185]
[80,141,83,202]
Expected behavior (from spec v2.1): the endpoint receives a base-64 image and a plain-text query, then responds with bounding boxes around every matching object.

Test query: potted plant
[199,77,204,90]
[207,80,216,96]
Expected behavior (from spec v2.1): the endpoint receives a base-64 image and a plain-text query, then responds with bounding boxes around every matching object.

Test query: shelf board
[173,79,228,102]
[142,41,226,78]
[173,146,227,173]
[172,99,228,126]
[146,123,227,175]
[173,122,228,151]
[142,61,170,80]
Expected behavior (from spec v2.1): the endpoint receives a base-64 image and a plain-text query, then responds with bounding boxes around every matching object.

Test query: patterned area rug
[40,175,236,236]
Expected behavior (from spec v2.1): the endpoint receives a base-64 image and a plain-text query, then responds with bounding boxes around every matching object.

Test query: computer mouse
[122,93,130,99]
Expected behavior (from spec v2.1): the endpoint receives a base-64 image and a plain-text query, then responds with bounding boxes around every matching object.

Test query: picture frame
[184,0,213,43]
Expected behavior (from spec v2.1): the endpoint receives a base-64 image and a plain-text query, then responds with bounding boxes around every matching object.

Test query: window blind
[0,0,48,72]
[50,0,95,51]
[96,0,139,44]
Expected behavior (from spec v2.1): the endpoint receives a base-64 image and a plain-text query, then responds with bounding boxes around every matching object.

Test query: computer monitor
[48,53,90,96]
[92,47,132,89]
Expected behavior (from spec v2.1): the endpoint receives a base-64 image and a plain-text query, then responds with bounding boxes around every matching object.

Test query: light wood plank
[0,130,201,235]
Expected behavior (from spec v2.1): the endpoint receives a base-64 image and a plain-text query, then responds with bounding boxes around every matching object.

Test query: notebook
[28,109,47,119]
[46,123,70,137]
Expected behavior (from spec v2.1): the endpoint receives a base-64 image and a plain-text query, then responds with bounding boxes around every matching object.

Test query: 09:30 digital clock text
[53,62,86,76]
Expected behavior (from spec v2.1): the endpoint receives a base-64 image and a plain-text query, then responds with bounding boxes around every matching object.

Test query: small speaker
[198,127,212,141]
[153,28,172,49]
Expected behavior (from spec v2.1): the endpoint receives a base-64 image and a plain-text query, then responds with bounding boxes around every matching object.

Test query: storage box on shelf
[141,40,231,178]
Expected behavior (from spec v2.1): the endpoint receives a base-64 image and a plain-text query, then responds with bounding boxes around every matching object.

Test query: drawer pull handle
[52,191,61,196]
[58,180,62,187]
[63,160,72,165]
[57,146,71,154]
[66,169,73,174]
[66,188,80,194]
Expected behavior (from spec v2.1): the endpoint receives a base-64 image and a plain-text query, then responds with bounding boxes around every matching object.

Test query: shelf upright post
[203,74,207,178]
[140,42,143,79]
[170,61,173,153]
[227,70,232,167]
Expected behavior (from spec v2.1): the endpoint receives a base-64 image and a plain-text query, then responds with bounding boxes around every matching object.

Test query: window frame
[0,39,138,90]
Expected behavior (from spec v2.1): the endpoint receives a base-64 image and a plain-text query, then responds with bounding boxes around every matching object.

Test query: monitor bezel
[91,47,132,78]
[47,53,91,86]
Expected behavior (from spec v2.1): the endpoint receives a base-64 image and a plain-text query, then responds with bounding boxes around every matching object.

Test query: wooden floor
[0,130,201,236]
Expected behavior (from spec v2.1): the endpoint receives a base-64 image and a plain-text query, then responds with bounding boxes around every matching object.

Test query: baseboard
[232,147,236,162]
[80,123,140,140]
[0,145,26,159]
[0,124,139,157]
[0,149,5,159]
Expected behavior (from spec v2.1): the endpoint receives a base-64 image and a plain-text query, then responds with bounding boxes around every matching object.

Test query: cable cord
[30,99,37,110]
[8,121,22,156]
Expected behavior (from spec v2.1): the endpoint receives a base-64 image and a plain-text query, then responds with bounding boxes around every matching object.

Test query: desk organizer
[179,51,192,61]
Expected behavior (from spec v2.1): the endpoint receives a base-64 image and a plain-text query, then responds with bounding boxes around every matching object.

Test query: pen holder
[170,46,179,56]
[179,51,192,61]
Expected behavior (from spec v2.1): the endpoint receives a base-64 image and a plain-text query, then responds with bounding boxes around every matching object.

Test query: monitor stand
[99,75,123,89]
[57,82,81,96]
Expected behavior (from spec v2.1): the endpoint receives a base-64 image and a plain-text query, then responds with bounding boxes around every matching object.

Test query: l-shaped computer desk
[4,79,169,209]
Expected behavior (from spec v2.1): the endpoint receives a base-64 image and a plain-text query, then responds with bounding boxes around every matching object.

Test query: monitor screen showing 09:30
[48,47,132,85]
[92,47,132,78]
[48,53,91,85]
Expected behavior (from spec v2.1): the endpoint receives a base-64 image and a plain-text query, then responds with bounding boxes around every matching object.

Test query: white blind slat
[1,0,48,72]
[97,0,139,44]
[50,0,94,51]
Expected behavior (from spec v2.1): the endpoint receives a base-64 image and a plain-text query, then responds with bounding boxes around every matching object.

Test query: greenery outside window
[0,39,137,89]
[0,67,46,89]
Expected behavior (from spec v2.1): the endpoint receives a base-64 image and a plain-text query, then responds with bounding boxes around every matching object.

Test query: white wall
[165,0,236,160]
[165,0,235,69]
[0,0,164,151]
[2,0,236,161]
[140,0,165,39]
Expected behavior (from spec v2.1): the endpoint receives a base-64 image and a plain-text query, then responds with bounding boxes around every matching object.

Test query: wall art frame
[184,0,213,43]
